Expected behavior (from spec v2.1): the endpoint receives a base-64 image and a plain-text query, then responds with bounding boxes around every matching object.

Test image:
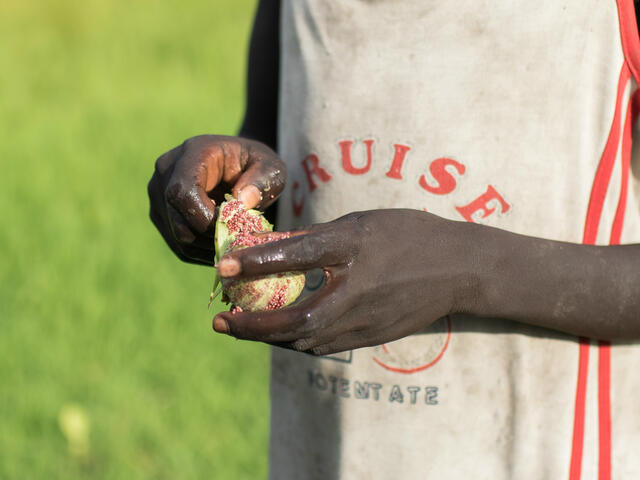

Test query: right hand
[148,135,286,265]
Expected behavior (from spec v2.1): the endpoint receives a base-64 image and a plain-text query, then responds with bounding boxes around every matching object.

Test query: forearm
[467,223,640,339]
[238,0,280,150]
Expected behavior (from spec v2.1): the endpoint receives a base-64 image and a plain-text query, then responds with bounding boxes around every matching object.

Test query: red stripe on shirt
[592,4,640,477]
[598,341,612,480]
[583,63,630,245]
[571,60,631,480]
[569,338,591,480]
[610,89,640,244]
[617,0,640,84]
[599,86,640,480]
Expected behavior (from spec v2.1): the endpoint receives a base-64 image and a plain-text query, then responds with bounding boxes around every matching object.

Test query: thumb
[232,147,286,209]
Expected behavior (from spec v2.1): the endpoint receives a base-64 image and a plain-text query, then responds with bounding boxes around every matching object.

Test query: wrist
[455,224,578,325]
[447,220,505,318]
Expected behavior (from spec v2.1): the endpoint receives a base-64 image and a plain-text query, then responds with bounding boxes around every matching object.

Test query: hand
[148,135,286,265]
[213,209,482,354]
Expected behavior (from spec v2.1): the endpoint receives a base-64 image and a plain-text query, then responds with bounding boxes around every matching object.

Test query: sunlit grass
[0,1,269,478]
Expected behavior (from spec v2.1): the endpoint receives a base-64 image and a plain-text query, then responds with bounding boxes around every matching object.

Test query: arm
[213,210,640,354]
[207,1,640,346]
[239,0,281,224]
[240,0,280,150]
[467,223,640,339]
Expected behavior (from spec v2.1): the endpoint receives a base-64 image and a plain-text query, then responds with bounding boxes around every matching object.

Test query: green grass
[0,0,270,478]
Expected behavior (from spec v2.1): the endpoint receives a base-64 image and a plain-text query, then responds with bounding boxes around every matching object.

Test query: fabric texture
[270,1,640,478]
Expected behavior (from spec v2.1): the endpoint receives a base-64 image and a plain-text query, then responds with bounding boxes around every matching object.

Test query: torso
[271,1,640,478]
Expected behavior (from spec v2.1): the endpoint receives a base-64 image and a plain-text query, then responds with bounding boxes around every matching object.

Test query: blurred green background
[0,0,269,478]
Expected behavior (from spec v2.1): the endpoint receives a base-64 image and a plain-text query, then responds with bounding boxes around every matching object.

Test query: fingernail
[238,185,262,209]
[213,316,230,334]
[218,257,241,277]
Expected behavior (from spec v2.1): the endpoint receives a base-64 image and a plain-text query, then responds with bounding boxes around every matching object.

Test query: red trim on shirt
[569,338,591,480]
[583,63,630,244]
[610,88,640,244]
[572,57,634,480]
[616,0,640,83]
[598,341,612,480]
[598,85,640,480]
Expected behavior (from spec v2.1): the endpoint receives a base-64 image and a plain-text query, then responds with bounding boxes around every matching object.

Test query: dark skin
[149,0,640,354]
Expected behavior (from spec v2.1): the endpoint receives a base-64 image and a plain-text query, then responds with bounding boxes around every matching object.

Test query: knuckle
[165,181,188,205]
[263,156,286,185]
[310,345,333,356]
[290,338,316,352]
[285,310,320,339]
[183,135,205,149]
[225,320,243,339]
[186,135,223,160]
[154,155,169,175]
[300,310,319,331]
[173,222,195,245]
[201,143,224,163]
[295,235,324,264]
[267,155,286,175]
[341,212,369,235]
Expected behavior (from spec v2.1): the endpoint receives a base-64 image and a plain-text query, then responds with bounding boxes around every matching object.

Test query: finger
[218,227,354,279]
[232,143,286,210]
[149,204,188,260]
[307,329,383,356]
[150,145,215,264]
[252,227,309,238]
[214,305,308,343]
[165,138,223,234]
[168,204,197,244]
[149,169,210,260]
[309,310,439,356]
[149,172,190,259]
[305,319,400,356]
[213,276,347,343]
[167,205,216,251]
[149,205,213,265]
[155,144,183,175]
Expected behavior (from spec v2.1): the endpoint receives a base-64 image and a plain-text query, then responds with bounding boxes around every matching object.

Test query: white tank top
[272,1,640,478]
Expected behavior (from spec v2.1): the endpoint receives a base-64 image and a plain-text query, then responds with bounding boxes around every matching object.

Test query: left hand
[213,209,483,355]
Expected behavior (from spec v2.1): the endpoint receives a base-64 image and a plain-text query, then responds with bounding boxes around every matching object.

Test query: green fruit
[212,195,305,312]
